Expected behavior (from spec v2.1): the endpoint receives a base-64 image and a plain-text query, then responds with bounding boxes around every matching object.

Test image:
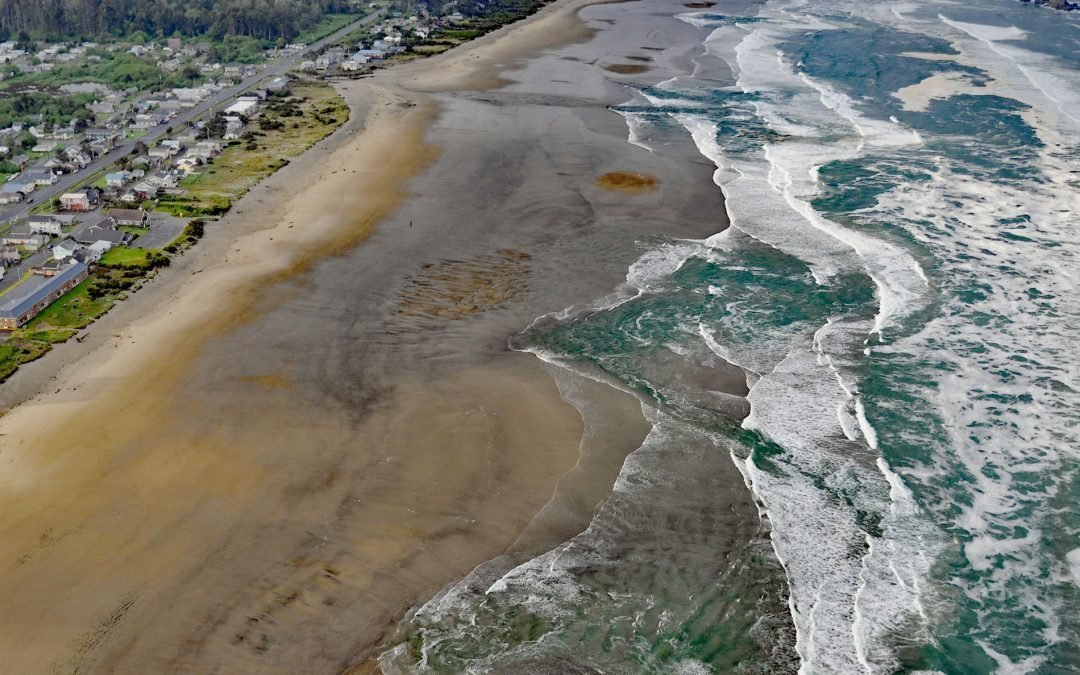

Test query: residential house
[356,49,386,61]
[265,76,290,92]
[59,191,91,211]
[28,215,63,236]
[172,86,215,105]
[147,173,178,190]
[177,125,204,142]
[2,226,50,250]
[193,140,222,158]
[74,218,133,247]
[32,259,69,276]
[341,57,365,71]
[147,146,174,161]
[108,208,150,227]
[131,182,157,200]
[132,111,169,129]
[224,96,259,117]
[22,170,57,187]
[105,170,132,188]
[160,139,183,154]
[0,182,32,205]
[0,245,21,265]
[31,140,58,153]
[85,240,114,262]
[315,48,345,70]
[51,239,79,261]
[51,126,75,140]
[86,100,115,116]
[85,128,121,149]
[0,262,89,330]
[11,154,29,170]
[223,116,244,140]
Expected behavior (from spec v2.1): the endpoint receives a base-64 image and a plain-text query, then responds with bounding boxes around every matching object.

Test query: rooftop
[0,262,87,320]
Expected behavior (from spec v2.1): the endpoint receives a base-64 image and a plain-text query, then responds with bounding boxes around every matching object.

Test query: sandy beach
[0,0,753,671]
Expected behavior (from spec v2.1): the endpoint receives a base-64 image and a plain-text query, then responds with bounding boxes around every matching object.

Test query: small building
[60,192,92,211]
[51,239,80,261]
[224,97,260,117]
[1,226,50,250]
[85,127,121,149]
[223,116,244,140]
[31,140,58,153]
[265,76,290,92]
[85,240,113,261]
[23,170,57,187]
[32,259,68,277]
[0,262,89,329]
[0,245,21,265]
[74,219,132,247]
[28,215,63,236]
[108,208,150,227]
[0,182,32,205]
[131,182,157,200]
[105,170,132,188]
[355,49,386,61]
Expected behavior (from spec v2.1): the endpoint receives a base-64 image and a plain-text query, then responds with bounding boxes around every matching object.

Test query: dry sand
[0,0,742,671]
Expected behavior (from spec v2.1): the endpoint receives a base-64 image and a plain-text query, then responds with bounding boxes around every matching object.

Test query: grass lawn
[0,339,51,381]
[98,245,152,267]
[0,278,117,381]
[157,81,348,217]
[24,278,114,331]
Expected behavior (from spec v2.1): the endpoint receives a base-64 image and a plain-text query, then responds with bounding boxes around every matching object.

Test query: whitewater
[383,0,1080,671]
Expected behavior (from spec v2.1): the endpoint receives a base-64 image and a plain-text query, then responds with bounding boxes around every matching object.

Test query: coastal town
[0,1,509,378]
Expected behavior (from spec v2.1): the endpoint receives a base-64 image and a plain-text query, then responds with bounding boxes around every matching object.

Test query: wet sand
[0,0,743,671]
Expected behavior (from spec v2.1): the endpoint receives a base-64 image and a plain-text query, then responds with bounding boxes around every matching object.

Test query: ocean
[381,0,1080,671]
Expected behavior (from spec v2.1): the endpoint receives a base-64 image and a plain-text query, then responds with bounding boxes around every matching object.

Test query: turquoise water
[384,0,1080,671]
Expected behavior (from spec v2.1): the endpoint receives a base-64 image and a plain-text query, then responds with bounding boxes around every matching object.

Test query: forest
[0,0,359,41]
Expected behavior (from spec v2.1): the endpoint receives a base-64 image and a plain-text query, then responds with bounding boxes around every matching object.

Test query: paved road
[0,10,381,228]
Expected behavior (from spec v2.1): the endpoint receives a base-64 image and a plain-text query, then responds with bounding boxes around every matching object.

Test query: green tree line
[0,0,356,41]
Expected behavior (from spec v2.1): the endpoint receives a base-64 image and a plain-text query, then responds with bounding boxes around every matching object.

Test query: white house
[28,215,63,236]
[224,96,259,117]
[52,239,80,260]
[223,116,244,140]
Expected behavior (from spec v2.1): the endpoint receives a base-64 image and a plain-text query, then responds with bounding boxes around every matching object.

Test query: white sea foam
[614,109,656,153]
[1068,549,1080,589]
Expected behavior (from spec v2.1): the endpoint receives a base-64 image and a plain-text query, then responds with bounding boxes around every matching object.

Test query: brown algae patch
[594,172,661,194]
[603,64,650,75]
